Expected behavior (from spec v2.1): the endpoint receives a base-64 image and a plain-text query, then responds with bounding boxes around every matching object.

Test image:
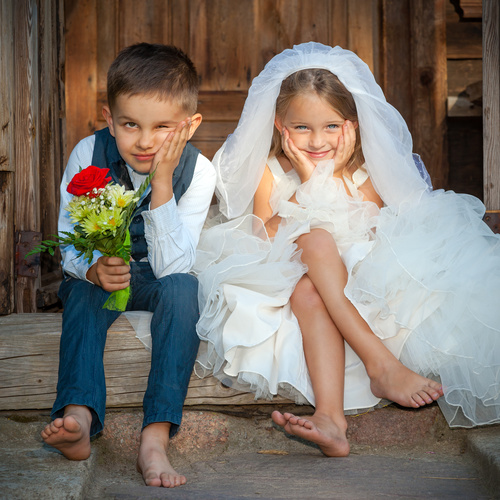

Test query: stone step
[1,406,499,499]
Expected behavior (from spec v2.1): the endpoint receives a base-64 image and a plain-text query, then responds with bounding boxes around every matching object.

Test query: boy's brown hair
[107,43,199,115]
[270,68,365,175]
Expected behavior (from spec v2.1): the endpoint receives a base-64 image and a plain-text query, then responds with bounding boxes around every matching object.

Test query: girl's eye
[295,125,308,130]
[124,122,137,129]
[327,124,339,130]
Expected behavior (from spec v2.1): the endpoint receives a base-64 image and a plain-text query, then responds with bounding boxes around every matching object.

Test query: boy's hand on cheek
[149,118,191,209]
[87,256,131,292]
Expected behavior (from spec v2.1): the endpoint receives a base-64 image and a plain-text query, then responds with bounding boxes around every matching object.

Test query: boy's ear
[102,106,116,136]
[187,113,202,140]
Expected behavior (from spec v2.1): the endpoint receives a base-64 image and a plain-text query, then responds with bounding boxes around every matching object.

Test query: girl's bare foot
[369,359,444,408]
[137,422,186,488]
[272,410,350,457]
[40,405,92,460]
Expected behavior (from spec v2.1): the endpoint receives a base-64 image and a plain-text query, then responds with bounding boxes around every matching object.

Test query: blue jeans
[52,262,200,438]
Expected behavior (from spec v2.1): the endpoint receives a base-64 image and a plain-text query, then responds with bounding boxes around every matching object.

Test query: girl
[194,42,500,456]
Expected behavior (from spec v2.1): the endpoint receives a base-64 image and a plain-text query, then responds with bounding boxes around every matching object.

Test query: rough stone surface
[0,414,94,500]
[466,426,500,497]
[0,407,498,499]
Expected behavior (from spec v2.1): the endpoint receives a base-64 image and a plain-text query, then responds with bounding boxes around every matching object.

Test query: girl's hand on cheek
[281,128,315,183]
[333,120,356,173]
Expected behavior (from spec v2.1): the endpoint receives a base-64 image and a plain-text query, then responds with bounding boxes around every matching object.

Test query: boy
[41,43,216,488]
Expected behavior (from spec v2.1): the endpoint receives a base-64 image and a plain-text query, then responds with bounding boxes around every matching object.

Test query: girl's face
[275,93,355,165]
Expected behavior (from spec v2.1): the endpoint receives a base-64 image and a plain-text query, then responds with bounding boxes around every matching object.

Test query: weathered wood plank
[381,0,412,133]
[483,0,500,210]
[0,314,289,410]
[446,1,482,59]
[348,0,378,77]
[14,0,41,312]
[410,0,448,190]
[0,0,15,315]
[38,0,65,277]
[64,0,97,156]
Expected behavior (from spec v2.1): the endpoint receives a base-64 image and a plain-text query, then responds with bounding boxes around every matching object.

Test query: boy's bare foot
[137,422,186,488]
[369,359,444,408]
[272,410,350,457]
[40,405,92,460]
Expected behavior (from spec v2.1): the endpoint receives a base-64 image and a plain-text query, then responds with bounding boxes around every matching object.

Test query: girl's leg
[272,276,349,457]
[296,229,443,408]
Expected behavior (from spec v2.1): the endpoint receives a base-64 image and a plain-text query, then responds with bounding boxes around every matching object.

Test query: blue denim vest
[91,127,199,261]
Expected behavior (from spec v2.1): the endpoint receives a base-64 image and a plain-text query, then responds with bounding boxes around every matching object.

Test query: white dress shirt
[59,134,216,281]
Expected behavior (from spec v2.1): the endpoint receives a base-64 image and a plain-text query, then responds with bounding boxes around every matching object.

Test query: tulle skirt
[193,164,500,428]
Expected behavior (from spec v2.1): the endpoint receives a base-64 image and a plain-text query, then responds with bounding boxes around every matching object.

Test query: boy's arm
[142,154,216,277]
[59,136,104,281]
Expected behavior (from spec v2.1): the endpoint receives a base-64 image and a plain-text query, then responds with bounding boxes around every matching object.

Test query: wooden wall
[2,0,489,313]
[65,0,382,162]
[0,0,65,315]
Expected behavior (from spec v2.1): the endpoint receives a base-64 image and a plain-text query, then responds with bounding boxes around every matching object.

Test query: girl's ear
[274,116,283,133]
[187,113,202,140]
[352,120,359,130]
[102,106,116,136]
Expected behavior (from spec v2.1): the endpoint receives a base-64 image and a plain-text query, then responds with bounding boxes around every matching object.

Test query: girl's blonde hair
[270,69,365,175]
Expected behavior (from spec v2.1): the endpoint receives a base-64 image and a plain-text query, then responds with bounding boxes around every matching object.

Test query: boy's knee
[157,273,199,308]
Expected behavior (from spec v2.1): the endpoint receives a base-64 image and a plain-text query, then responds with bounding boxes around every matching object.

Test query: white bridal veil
[213,42,431,219]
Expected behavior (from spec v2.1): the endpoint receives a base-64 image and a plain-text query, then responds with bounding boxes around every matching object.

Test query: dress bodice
[267,156,369,204]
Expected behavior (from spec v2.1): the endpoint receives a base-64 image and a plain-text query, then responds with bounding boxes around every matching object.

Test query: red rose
[67,165,111,198]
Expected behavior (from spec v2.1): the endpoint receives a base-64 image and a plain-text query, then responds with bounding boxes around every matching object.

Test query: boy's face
[102,93,201,174]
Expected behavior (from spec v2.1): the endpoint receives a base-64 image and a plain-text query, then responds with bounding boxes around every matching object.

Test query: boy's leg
[43,276,121,459]
[129,263,200,487]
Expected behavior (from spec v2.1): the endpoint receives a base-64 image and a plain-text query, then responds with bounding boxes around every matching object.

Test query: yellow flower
[107,184,136,209]
[81,212,103,235]
[66,196,93,223]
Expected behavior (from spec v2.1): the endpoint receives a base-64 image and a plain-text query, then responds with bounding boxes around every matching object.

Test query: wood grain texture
[381,0,412,125]
[64,0,97,156]
[0,314,291,410]
[14,0,41,312]
[483,0,500,210]
[38,0,65,276]
[0,0,15,314]
[410,0,448,190]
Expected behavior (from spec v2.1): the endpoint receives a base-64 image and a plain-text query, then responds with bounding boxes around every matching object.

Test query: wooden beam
[14,0,41,312]
[483,0,500,210]
[0,314,290,411]
[410,0,448,190]
[0,0,15,315]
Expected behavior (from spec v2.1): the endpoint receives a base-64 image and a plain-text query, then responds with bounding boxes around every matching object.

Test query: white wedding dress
[193,157,500,428]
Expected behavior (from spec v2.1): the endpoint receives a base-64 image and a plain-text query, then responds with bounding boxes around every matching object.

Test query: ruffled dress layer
[194,158,500,428]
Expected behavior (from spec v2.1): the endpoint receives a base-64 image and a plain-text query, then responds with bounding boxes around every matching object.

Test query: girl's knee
[290,276,324,312]
[296,229,339,260]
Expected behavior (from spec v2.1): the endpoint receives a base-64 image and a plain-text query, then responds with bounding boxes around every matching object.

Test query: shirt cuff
[141,196,181,236]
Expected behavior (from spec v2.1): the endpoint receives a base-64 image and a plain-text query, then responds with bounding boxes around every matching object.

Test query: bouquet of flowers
[28,165,154,311]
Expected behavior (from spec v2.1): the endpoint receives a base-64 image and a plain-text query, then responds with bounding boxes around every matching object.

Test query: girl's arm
[253,164,297,238]
[357,177,384,208]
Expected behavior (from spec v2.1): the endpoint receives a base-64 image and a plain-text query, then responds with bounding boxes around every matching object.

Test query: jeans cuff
[142,411,183,438]
[51,399,104,437]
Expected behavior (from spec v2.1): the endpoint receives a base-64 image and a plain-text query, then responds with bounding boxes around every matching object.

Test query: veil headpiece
[214,42,430,219]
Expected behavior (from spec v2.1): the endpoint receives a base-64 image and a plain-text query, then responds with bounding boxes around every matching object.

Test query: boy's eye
[124,122,137,129]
